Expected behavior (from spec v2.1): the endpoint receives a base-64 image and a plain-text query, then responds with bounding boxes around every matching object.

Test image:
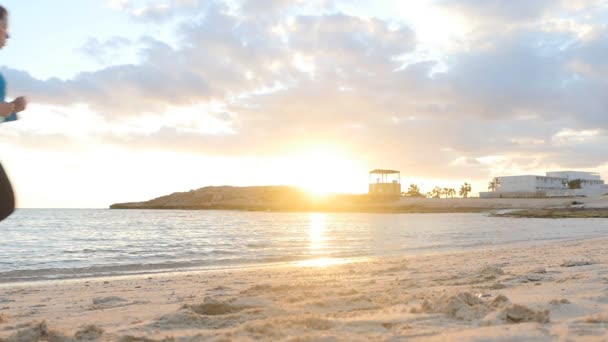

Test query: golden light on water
[308,213,326,253]
[293,213,353,268]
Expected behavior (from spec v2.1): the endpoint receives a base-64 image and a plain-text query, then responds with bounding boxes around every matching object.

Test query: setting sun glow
[284,147,366,196]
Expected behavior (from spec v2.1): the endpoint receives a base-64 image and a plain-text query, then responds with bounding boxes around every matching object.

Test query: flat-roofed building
[480,171,607,198]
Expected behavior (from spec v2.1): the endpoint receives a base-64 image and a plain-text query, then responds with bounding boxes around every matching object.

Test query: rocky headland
[110,186,608,216]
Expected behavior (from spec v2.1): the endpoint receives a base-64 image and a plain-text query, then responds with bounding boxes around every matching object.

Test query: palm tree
[444,188,456,198]
[488,177,500,191]
[429,186,442,198]
[459,182,472,198]
[439,187,456,198]
[404,184,424,198]
[568,179,582,189]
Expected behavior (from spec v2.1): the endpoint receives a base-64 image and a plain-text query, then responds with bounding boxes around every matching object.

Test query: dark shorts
[0,162,15,221]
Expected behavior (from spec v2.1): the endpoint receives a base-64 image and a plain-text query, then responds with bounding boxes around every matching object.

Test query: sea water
[0,209,606,283]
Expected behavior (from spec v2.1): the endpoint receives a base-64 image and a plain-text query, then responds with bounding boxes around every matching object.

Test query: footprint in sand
[0,313,8,324]
[89,296,145,310]
[561,260,593,267]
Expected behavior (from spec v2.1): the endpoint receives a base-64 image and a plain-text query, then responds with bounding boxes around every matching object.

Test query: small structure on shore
[480,171,608,198]
[369,169,401,199]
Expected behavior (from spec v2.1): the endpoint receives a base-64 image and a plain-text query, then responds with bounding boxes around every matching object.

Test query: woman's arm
[0,102,14,117]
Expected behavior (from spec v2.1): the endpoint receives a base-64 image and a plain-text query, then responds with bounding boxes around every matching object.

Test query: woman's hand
[0,102,14,117]
[12,96,27,112]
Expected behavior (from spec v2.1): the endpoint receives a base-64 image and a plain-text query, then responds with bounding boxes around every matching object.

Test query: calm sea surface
[0,209,607,283]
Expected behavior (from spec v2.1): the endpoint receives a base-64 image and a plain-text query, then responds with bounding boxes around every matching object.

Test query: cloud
[106,0,209,21]
[107,0,132,10]
[78,37,134,65]
[5,5,414,117]
[6,0,608,181]
[439,0,558,23]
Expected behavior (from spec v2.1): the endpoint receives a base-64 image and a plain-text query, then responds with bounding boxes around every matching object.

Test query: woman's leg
[0,162,15,221]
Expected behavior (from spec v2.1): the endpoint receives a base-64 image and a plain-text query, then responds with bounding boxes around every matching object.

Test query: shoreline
[110,203,495,214]
[2,224,601,287]
[110,205,608,218]
[110,193,608,217]
[2,238,608,340]
[493,208,608,218]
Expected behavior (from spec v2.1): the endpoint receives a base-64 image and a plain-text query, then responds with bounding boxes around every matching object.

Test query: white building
[480,171,608,198]
[547,171,606,197]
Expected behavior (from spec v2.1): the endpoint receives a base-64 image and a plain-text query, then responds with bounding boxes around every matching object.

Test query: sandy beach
[1,238,608,341]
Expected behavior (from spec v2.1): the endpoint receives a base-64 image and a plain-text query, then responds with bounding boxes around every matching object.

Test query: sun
[285,147,366,196]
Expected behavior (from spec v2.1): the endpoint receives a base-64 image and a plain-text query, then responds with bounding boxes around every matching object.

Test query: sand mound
[181,296,267,316]
[74,325,104,340]
[424,292,496,320]
[483,304,550,325]
[184,302,245,316]
[491,295,510,307]
[549,298,570,305]
[530,267,547,274]
[561,260,593,267]
[155,310,207,329]
[502,304,550,323]
[584,313,608,324]
[2,321,70,342]
[92,296,127,305]
[155,297,271,331]
[89,296,131,310]
[2,322,106,342]
[524,274,543,282]
[422,292,518,321]
[479,266,504,279]
[462,266,506,285]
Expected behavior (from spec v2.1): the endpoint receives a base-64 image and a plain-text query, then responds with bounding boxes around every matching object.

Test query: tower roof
[369,169,400,174]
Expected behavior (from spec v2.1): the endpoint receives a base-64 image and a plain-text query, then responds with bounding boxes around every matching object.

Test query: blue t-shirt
[0,73,17,123]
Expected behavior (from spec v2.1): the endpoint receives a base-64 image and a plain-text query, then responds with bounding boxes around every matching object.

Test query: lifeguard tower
[369,169,401,199]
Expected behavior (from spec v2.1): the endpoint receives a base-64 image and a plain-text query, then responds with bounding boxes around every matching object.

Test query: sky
[1,0,608,208]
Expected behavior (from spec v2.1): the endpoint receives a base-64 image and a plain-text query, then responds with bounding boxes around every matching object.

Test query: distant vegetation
[427,186,443,199]
[443,188,456,198]
[488,177,500,191]
[402,183,473,199]
[402,184,425,198]
[567,179,582,189]
[459,183,472,198]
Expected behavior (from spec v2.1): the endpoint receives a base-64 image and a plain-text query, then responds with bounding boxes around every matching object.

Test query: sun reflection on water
[309,213,327,253]
[294,213,356,267]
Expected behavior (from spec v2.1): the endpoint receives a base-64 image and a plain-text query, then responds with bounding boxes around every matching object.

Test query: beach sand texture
[1,238,608,341]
